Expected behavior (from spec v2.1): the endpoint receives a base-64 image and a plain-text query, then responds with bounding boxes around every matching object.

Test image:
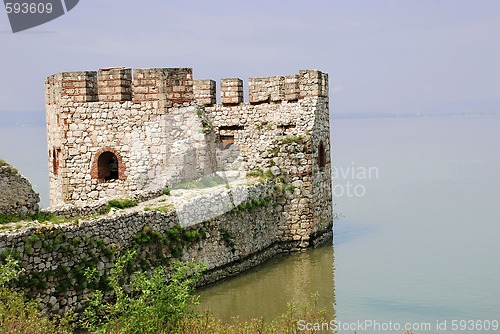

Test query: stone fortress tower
[45,67,332,247]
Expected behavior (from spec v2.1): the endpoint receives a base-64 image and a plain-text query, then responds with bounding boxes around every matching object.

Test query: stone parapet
[220,78,243,105]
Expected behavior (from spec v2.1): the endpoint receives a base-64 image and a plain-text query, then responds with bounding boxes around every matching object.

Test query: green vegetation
[0,255,414,333]
[0,211,74,226]
[0,196,140,226]
[245,168,274,181]
[0,256,75,333]
[195,107,213,134]
[16,228,118,294]
[177,294,330,334]
[107,198,137,209]
[81,250,205,334]
[229,196,273,215]
[172,175,227,190]
[270,134,311,158]
[245,167,294,199]
[3,219,207,298]
[130,223,207,267]
[0,255,23,287]
[144,204,174,213]
[280,134,303,145]
[96,198,138,215]
[219,228,235,250]
[0,196,141,227]
[162,187,171,196]
[0,159,18,173]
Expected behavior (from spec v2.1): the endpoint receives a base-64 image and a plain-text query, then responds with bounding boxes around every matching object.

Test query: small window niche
[52,147,61,175]
[318,141,326,170]
[220,135,235,150]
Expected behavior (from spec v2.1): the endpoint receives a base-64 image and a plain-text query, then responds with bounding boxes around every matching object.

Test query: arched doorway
[98,152,119,180]
[91,148,125,181]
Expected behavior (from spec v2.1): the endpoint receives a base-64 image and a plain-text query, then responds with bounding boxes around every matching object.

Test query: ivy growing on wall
[1,220,209,298]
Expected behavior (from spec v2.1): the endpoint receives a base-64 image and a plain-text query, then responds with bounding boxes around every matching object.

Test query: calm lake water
[1,115,499,333]
[198,115,500,333]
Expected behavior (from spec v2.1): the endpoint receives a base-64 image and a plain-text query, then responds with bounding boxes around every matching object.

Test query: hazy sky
[1,0,499,116]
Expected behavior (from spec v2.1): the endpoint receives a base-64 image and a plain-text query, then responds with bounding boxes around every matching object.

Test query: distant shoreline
[333,111,500,120]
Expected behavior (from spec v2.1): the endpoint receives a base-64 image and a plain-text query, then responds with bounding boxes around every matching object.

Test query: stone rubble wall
[0,67,334,317]
[45,188,164,219]
[310,98,333,242]
[41,67,333,305]
[46,100,217,207]
[0,162,40,217]
[45,67,332,249]
[216,145,242,170]
[206,95,332,247]
[0,182,323,315]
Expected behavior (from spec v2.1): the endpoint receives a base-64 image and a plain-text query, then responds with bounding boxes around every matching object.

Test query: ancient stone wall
[0,161,40,217]
[205,70,332,247]
[0,67,334,316]
[45,67,332,249]
[0,181,312,314]
[46,80,216,207]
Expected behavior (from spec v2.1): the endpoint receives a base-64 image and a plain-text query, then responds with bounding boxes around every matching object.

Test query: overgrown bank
[0,253,334,333]
[0,179,332,315]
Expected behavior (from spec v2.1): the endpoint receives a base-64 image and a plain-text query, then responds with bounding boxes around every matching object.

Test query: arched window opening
[98,152,119,180]
[318,141,326,170]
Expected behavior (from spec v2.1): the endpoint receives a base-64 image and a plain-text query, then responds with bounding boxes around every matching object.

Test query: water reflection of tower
[286,245,336,321]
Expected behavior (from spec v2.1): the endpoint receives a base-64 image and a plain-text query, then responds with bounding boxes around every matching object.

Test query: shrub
[0,256,74,333]
[108,198,137,209]
[0,289,75,334]
[81,250,204,334]
[280,135,303,145]
[144,205,174,213]
[0,211,68,225]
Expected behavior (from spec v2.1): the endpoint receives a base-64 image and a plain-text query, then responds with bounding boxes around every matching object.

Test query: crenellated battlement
[45,68,328,107]
[45,67,194,106]
[45,71,98,104]
[44,66,332,256]
[98,68,132,102]
[216,69,328,105]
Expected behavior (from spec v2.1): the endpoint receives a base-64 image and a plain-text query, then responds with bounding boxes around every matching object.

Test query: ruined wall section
[310,97,333,244]
[204,70,332,247]
[46,68,216,207]
[45,67,332,247]
[0,182,284,314]
[0,162,40,216]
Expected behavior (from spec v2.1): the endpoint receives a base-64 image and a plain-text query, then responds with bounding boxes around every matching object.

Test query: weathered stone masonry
[45,67,332,247]
[0,67,333,314]
[0,162,40,217]
[0,182,286,314]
